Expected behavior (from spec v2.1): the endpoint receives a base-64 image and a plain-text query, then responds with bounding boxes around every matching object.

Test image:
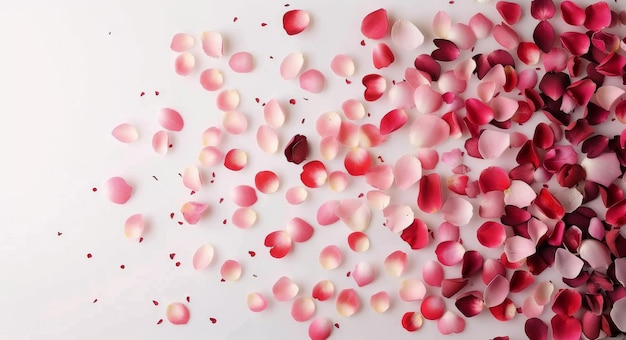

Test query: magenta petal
[465,98,494,125]
[531,0,555,20]
[455,292,484,317]
[435,241,465,266]
[560,32,590,56]
[584,2,612,32]
[496,1,522,25]
[525,318,548,340]
[401,218,430,250]
[379,109,408,135]
[418,173,442,213]
[551,315,582,340]
[361,8,388,39]
[561,1,585,26]
[372,43,395,69]
[552,289,581,316]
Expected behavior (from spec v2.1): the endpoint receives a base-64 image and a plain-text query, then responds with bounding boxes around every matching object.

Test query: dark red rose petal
[432,39,460,62]
[285,134,309,164]
[414,54,441,81]
[401,219,430,250]
[533,21,556,53]
[525,318,548,340]
[531,0,555,20]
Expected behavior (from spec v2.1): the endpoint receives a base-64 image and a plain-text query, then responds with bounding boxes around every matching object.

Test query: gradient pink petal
[308,317,332,340]
[423,260,444,287]
[391,19,424,50]
[201,31,223,58]
[353,262,376,287]
[312,280,335,301]
[124,213,144,239]
[336,289,360,317]
[399,278,426,301]
[256,125,279,154]
[437,311,465,335]
[441,197,473,226]
[152,131,169,155]
[104,177,132,204]
[273,276,299,301]
[170,33,194,52]
[192,244,215,270]
[175,53,195,76]
[394,154,422,190]
[247,292,268,312]
[435,241,465,266]
[331,54,355,77]
[232,207,257,229]
[112,123,138,143]
[166,302,190,325]
[348,231,370,252]
[361,8,388,39]
[283,9,310,35]
[220,259,242,281]
[264,230,292,259]
[286,217,314,242]
[300,69,326,93]
[280,52,304,80]
[291,297,315,322]
[182,166,202,192]
[286,187,307,205]
[319,245,342,270]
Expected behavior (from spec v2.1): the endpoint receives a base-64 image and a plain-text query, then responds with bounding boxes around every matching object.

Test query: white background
[0,0,620,339]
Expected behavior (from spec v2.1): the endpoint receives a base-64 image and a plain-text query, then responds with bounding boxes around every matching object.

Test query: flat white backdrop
[0,0,618,339]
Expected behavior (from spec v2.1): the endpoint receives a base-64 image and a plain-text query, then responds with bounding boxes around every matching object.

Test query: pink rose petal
[336,289,360,317]
[441,197,473,226]
[496,1,522,25]
[264,230,292,259]
[198,146,222,166]
[182,166,202,192]
[409,114,449,148]
[448,23,476,50]
[341,99,365,120]
[280,52,304,80]
[348,231,370,252]
[228,52,254,73]
[166,302,189,325]
[335,199,371,231]
[402,312,424,332]
[216,89,240,112]
[319,245,342,270]
[231,185,257,207]
[180,202,208,225]
[433,11,451,38]
[222,111,247,135]
[199,68,223,91]
[111,123,138,143]
[315,111,341,137]
[423,260,444,287]
[104,177,132,204]
[391,19,424,50]
[421,295,445,320]
[362,73,387,101]
[384,251,407,277]
[273,276,299,301]
[344,147,371,176]
[372,42,394,69]
[504,236,536,262]
[353,262,376,287]
[158,108,184,132]
[595,85,625,110]
[232,207,257,229]
[299,69,326,93]
[370,291,390,313]
[286,186,307,205]
[152,131,169,155]
[256,125,279,155]
[413,85,442,114]
[175,53,194,76]
[469,13,493,39]
[394,154,422,190]
[493,23,519,50]
[361,8,388,39]
[437,311,465,335]
[477,221,506,248]
[201,31,223,58]
[286,217,313,243]
[201,127,222,147]
[379,109,408,135]
[170,33,194,52]
[220,259,242,281]
[399,278,426,301]
[291,296,315,322]
[247,292,268,312]
[418,173,442,213]
[436,241,465,266]
[561,1,585,26]
[383,204,414,233]
[584,2,611,31]
[124,213,144,239]
[331,54,355,77]
[579,239,612,271]
[308,317,332,340]
[312,280,334,302]
[610,298,626,332]
[192,244,215,270]
[263,99,286,128]
[484,275,509,308]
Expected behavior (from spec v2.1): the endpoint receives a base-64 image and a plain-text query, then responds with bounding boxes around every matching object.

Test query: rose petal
[437,311,465,335]
[551,315,581,340]
[308,317,332,340]
[362,73,387,101]
[336,289,360,317]
[232,207,257,229]
[158,108,184,132]
[393,154,422,190]
[361,8,388,39]
[410,114,449,148]
[335,199,371,231]
[595,85,625,110]
[286,217,314,243]
[256,125,279,155]
[413,85,443,114]
[441,197,473,226]
[399,278,426,301]
[255,170,279,194]
[283,9,310,35]
[496,1,522,25]
[112,123,138,143]
[231,185,257,207]
[353,262,376,287]
[579,239,612,271]
[391,19,424,50]
[166,302,189,325]
[418,173,442,213]
[192,244,215,270]
[104,177,133,205]
[286,187,307,205]
[273,276,299,301]
[264,230,292,259]
[435,241,465,266]
[534,281,554,306]
[561,1,585,26]
[448,23,476,50]
[493,23,520,50]
[477,221,506,248]
[504,236,536,262]
[280,52,304,80]
[402,312,424,332]
[170,33,194,52]
[201,31,223,58]
[584,2,611,31]
[220,259,242,281]
[331,54,355,77]
[610,298,626,332]
[291,296,315,322]
[312,280,335,302]
[372,42,394,69]
[175,53,194,76]
[199,68,224,91]
[301,161,328,188]
[348,232,370,253]
[247,292,268,313]
[370,291,390,313]
[423,260,444,287]
[319,245,342,270]
[341,99,365,120]
[469,13,493,39]
[484,275,509,308]
[124,214,144,239]
[344,147,371,176]
[401,219,430,249]
[182,166,202,192]
[379,109,408,135]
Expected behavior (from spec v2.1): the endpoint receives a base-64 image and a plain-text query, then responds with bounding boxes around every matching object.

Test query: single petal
[581,153,621,187]
[199,68,223,91]
[280,52,304,80]
[317,200,339,226]
[551,315,582,340]
[402,312,424,332]
[504,180,537,207]
[308,317,332,340]
[256,125,279,154]
[493,23,520,50]
[166,302,189,325]
[192,244,215,270]
[372,43,394,69]
[286,187,307,205]
[300,69,326,93]
[232,207,257,229]
[409,114,449,147]
[215,89,239,112]
[384,251,407,277]
[581,311,601,339]
[414,54,441,81]
[170,33,194,52]
[478,130,510,159]
[358,124,386,148]
[319,245,342,270]
[331,54,355,77]
[531,0,555,20]
[264,230,292,259]
[361,8,388,39]
[336,289,360,317]
[104,176,132,205]
[341,99,365,120]
[312,280,335,302]
[337,121,359,147]
[441,197,473,226]
[399,278,426,301]
[510,270,534,293]
[220,259,242,281]
[152,130,171,155]
[504,236,536,262]
[479,166,511,192]
[263,99,286,128]
[413,85,443,114]
[595,85,625,110]
[448,23,476,50]
[400,219,430,249]
[231,185,257,207]
[489,298,517,321]
[344,147,371,176]
[362,73,387,101]
[418,173,442,213]
[465,98,494,125]
[379,109,408,135]
[534,281,554,306]
[394,154,422,190]
[124,214,144,239]
[610,298,626,332]
[201,127,222,147]
[273,276,299,301]
[461,250,484,278]
[423,260,444,287]
[525,318,548,340]
[366,190,390,210]
[247,292,268,313]
[291,297,315,322]
[432,39,460,62]
[437,311,465,335]
[370,291,390,313]
[175,53,194,76]
[254,170,279,194]
[477,221,506,248]
[469,13,493,39]
[455,292,484,317]
[435,241,465,266]
[112,123,138,143]
[383,204,414,233]
[300,161,328,188]
[561,1,585,26]
[283,9,310,35]
[182,166,202,192]
[496,1,522,25]
[560,32,590,56]
[584,2,611,31]
[484,275,509,308]
[442,278,469,298]
[348,232,370,253]
[579,239,612,271]
[158,108,184,131]
[286,217,313,243]
[552,289,581,316]
[353,262,376,287]
[391,19,424,50]
[201,31,222,58]
[420,295,445,320]
[433,11,451,38]
[335,199,371,231]
[522,296,545,318]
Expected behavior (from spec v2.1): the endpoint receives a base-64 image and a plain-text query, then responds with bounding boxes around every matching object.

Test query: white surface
[0,0,614,339]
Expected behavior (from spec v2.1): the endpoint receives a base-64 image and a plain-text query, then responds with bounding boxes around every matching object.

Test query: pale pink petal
[522,296,544,318]
[384,251,407,277]
[504,180,536,207]
[264,230,292,258]
[454,58,476,81]
[370,291,390,313]
[361,8,388,39]
[232,207,257,229]
[436,241,465,266]
[348,231,370,252]
[286,186,307,205]
[199,68,223,91]
[316,200,339,226]
[394,154,422,190]
[478,130,510,159]
[423,260,444,287]
[610,298,626,332]
[104,177,132,204]
[365,165,394,191]
[469,13,493,39]
[405,68,431,88]
[170,33,194,52]
[479,191,505,218]
[263,99,286,128]
[358,124,386,148]
[437,311,465,335]
[300,69,326,93]
[335,199,371,231]
[222,111,247,135]
[366,190,390,210]
[308,317,332,340]
[615,258,626,286]
[353,262,376,287]
[291,297,315,322]
[336,289,360,317]
[344,147,371,176]
[527,218,548,245]
[280,52,304,80]
[441,197,473,226]
[216,89,240,112]
[112,123,138,143]
[273,276,299,301]
[581,153,621,187]
[421,295,445,320]
[201,31,223,58]
[402,312,424,332]
[484,275,509,308]
[437,70,466,94]
[341,99,365,120]
[180,202,208,225]
[198,146,222,167]
[337,121,360,147]
[383,204,414,233]
[477,81,497,102]
[483,259,506,285]
[224,148,248,171]
[201,127,222,147]
[320,136,339,160]
[315,111,341,137]
[409,114,450,148]
[399,278,426,301]
[448,23,476,50]
[286,217,313,243]
[220,259,242,281]
[182,166,202,191]
[124,213,144,239]
[247,292,268,312]
[388,82,416,109]
[504,236,536,262]
[554,248,583,279]
[372,42,394,69]
[166,302,189,325]
[433,11,451,38]
[588,217,605,241]
[152,131,169,155]
[175,53,194,76]
[435,222,460,243]
[491,96,519,121]
[256,125,279,155]
[312,280,334,302]
[283,9,310,35]
[229,52,254,73]
[595,85,625,110]
[319,245,342,270]
[231,185,257,207]
[579,239,612,271]
[534,281,554,306]
[413,85,443,113]
[391,19,424,50]
[330,54,355,77]
[493,23,519,49]
[192,244,215,270]
[158,108,184,131]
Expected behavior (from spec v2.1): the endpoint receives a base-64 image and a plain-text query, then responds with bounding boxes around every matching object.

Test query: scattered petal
[112,123,138,143]
[437,311,465,335]
[291,297,315,322]
[124,214,144,239]
[283,9,310,35]
[166,302,189,325]
[104,177,132,204]
[353,262,376,287]
[281,52,304,80]
[199,68,224,91]
[286,217,314,242]
[256,125,279,155]
[399,278,426,301]
[273,276,299,301]
[336,289,360,317]
[312,280,335,302]
[308,317,332,340]
[348,232,370,252]
[170,33,194,52]
[391,20,424,50]
[220,259,242,281]
[247,293,268,312]
[331,54,355,77]
[192,244,215,270]
[175,53,195,76]
[361,8,388,39]
[370,291,390,313]
[402,312,424,332]
[232,207,257,229]
[319,245,343,270]
[264,230,292,259]
[201,31,223,58]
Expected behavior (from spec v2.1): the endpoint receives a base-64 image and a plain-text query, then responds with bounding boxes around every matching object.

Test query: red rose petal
[551,315,582,340]
[301,161,328,188]
[418,173,442,213]
[496,1,522,25]
[372,42,394,69]
[283,9,310,35]
[402,312,424,332]
[561,1,585,26]
[584,2,611,32]
[361,8,388,39]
